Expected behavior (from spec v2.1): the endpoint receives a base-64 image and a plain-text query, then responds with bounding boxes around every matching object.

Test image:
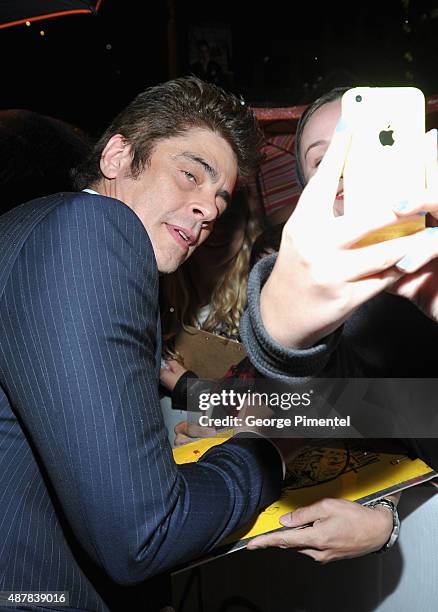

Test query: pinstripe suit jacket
[0,193,282,611]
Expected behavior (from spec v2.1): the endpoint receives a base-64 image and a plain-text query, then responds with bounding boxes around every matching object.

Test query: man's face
[101,128,238,273]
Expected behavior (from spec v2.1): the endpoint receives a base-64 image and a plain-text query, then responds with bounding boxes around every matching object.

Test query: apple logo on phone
[379,127,395,147]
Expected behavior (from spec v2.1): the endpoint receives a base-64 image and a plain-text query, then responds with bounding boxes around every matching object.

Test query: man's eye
[184,171,197,183]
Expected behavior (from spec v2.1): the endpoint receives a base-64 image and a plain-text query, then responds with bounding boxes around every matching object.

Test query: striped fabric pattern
[0,193,282,611]
[255,134,301,217]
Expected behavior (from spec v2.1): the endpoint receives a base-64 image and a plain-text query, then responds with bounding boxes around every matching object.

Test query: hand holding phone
[341,86,427,246]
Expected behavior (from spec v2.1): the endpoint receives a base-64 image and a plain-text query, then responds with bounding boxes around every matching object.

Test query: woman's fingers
[280,501,328,528]
[248,498,395,562]
[395,227,438,273]
[348,267,404,310]
[336,232,428,281]
[247,525,321,551]
[425,128,438,194]
[333,206,423,249]
[174,420,216,443]
[174,422,193,447]
[390,129,438,217]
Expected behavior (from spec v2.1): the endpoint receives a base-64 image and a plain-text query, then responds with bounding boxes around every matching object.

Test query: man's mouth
[336,190,344,200]
[166,224,198,250]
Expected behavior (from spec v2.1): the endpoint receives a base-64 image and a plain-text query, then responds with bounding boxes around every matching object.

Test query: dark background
[1,0,438,137]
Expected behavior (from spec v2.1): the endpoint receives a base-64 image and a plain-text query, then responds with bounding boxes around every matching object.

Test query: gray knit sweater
[241,254,438,469]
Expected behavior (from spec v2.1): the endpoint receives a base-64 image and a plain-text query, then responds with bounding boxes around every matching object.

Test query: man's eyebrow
[304,139,328,160]
[179,152,218,181]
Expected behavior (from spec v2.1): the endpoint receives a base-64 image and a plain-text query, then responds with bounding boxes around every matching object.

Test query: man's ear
[100,134,132,179]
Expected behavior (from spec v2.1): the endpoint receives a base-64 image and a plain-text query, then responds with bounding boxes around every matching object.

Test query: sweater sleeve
[240,254,344,381]
[241,255,438,471]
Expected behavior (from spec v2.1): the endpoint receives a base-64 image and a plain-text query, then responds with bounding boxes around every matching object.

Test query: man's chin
[156,254,187,274]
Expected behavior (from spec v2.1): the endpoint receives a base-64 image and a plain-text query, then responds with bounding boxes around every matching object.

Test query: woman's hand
[260,121,428,349]
[388,129,438,322]
[247,495,399,562]
[174,420,217,447]
[389,254,438,322]
[160,359,188,392]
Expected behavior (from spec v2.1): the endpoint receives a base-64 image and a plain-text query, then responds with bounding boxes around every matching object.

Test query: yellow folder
[173,435,436,552]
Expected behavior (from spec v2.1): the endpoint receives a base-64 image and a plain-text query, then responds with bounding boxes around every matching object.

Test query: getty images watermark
[186,378,438,438]
[197,388,350,430]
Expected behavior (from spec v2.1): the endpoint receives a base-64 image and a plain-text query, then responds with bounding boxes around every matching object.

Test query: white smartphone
[341,86,426,245]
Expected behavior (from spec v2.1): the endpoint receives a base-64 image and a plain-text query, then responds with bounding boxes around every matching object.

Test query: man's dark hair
[72,76,263,189]
[294,86,350,189]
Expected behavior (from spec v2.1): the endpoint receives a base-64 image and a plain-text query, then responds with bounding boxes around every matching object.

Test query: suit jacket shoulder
[0,192,156,300]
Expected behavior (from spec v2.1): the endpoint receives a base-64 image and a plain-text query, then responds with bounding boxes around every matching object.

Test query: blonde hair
[160,195,260,357]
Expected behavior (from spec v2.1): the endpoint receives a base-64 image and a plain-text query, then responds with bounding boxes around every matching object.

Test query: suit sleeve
[3,195,282,584]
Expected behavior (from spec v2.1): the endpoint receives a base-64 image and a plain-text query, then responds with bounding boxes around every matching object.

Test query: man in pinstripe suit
[0,78,286,611]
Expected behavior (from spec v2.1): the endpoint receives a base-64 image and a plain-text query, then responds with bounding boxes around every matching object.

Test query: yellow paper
[174,436,436,547]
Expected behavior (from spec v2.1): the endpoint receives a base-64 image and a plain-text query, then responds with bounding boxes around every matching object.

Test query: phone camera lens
[355,95,362,103]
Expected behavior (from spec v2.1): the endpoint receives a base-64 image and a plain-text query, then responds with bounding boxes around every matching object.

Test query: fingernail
[335,117,347,132]
[280,514,294,527]
[396,256,413,272]
[397,229,438,270]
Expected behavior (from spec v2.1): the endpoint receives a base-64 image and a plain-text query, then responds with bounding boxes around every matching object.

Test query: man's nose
[189,196,218,222]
